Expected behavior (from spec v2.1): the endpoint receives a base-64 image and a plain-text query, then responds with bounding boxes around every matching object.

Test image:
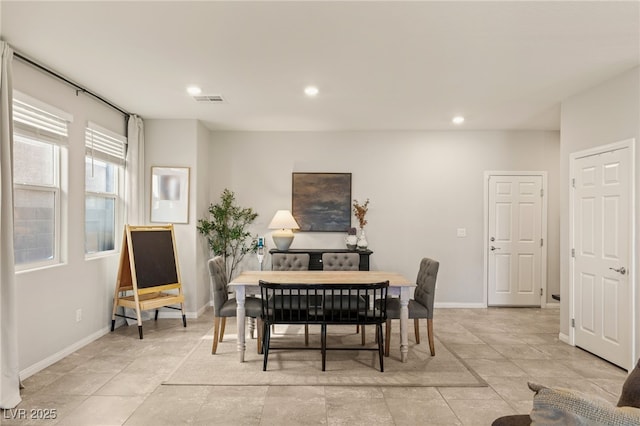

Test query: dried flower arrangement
[353,198,370,229]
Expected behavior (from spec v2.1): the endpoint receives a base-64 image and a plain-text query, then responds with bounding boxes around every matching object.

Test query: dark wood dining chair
[271,253,312,344]
[322,252,366,344]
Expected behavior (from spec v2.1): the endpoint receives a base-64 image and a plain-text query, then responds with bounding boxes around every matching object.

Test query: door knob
[609,267,627,275]
[490,237,495,242]
[490,246,501,251]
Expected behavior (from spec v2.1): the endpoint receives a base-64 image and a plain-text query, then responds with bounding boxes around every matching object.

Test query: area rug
[164,323,487,387]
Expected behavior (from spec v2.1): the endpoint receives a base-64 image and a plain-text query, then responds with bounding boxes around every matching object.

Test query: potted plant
[197,188,258,282]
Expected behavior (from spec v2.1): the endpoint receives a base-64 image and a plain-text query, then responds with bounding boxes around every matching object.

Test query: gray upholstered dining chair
[271,253,311,344]
[208,256,263,354]
[384,257,439,356]
[272,253,310,271]
[321,252,360,271]
[321,252,366,344]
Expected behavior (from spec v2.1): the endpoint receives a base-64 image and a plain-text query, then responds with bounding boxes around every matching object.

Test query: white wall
[559,67,640,349]
[13,60,126,374]
[144,119,210,316]
[195,121,211,310]
[207,130,560,306]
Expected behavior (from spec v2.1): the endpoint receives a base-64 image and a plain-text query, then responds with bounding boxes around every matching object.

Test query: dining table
[228,270,415,363]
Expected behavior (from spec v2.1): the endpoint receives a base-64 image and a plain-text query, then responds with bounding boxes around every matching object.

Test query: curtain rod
[13,51,131,117]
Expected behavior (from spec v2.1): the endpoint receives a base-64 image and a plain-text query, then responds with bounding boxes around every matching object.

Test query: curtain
[0,41,21,409]
[125,115,144,225]
[124,115,145,324]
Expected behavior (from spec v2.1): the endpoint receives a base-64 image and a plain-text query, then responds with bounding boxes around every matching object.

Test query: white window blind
[13,92,71,145]
[85,122,127,166]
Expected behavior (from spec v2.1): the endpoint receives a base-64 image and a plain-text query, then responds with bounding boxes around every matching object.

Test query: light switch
[456,228,467,237]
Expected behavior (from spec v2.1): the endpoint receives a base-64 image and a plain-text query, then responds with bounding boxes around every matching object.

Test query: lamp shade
[268,210,300,230]
[268,210,299,250]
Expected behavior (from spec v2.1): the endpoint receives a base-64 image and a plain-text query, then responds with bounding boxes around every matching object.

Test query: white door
[488,175,544,306]
[573,147,630,369]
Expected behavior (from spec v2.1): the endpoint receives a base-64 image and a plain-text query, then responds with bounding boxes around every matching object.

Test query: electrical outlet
[456,228,467,237]
[75,308,82,322]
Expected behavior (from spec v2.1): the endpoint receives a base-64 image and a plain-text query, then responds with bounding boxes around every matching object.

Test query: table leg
[248,317,255,339]
[399,287,410,362]
[236,286,246,362]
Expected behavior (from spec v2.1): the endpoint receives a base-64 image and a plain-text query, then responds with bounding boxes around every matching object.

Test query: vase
[356,228,368,250]
[345,235,358,250]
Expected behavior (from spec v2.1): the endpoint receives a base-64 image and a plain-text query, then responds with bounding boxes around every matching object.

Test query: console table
[269,248,373,271]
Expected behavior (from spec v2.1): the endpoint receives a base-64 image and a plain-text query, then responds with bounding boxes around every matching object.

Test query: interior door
[488,175,543,306]
[573,147,630,369]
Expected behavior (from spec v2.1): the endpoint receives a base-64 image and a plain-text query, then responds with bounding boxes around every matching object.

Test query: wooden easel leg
[180,303,187,327]
[414,318,421,344]
[136,306,143,339]
[305,324,309,346]
[111,319,115,332]
[212,316,220,354]
[155,310,159,321]
[361,325,366,346]
[427,318,435,356]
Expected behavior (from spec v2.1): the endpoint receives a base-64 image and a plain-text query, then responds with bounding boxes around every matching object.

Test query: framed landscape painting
[292,172,351,232]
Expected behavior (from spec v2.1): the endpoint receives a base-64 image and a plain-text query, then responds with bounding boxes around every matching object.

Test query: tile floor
[2,307,628,425]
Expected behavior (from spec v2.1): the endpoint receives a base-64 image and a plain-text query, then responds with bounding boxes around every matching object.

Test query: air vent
[193,94,225,103]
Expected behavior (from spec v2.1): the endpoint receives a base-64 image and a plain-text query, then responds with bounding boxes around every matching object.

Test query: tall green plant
[197,188,258,282]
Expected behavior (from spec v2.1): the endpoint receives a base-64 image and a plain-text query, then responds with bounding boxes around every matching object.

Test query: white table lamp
[268,210,300,250]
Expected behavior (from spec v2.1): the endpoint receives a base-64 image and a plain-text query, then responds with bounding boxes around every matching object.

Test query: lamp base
[272,229,294,251]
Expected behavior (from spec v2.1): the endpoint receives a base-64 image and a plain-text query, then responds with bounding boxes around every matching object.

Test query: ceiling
[1,1,638,132]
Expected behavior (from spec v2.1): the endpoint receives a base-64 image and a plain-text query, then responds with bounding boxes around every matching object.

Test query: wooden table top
[229,270,414,287]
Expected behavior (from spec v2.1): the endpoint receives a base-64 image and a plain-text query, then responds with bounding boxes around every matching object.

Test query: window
[85,123,126,255]
[12,93,70,268]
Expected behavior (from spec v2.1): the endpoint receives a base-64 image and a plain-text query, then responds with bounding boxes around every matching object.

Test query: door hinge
[540,238,543,247]
[571,318,575,328]
[572,178,576,188]
[540,188,544,197]
[571,248,575,257]
[540,288,543,296]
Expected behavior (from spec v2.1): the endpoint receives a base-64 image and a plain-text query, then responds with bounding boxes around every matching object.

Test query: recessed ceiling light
[187,85,202,96]
[452,116,465,125]
[304,86,319,97]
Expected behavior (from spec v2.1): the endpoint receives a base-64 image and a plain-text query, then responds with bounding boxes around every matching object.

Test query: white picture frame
[150,166,190,224]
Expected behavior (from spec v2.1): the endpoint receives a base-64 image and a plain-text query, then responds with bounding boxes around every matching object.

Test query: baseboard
[545,301,560,309]
[155,306,207,320]
[20,325,113,380]
[435,302,487,309]
[559,332,570,344]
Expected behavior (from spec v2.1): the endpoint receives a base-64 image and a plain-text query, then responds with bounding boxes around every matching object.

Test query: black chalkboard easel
[110,224,186,339]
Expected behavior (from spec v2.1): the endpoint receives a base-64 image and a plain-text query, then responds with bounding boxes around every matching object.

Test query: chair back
[413,257,439,319]
[272,253,310,271]
[321,252,360,271]
[259,280,388,325]
[208,256,229,316]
